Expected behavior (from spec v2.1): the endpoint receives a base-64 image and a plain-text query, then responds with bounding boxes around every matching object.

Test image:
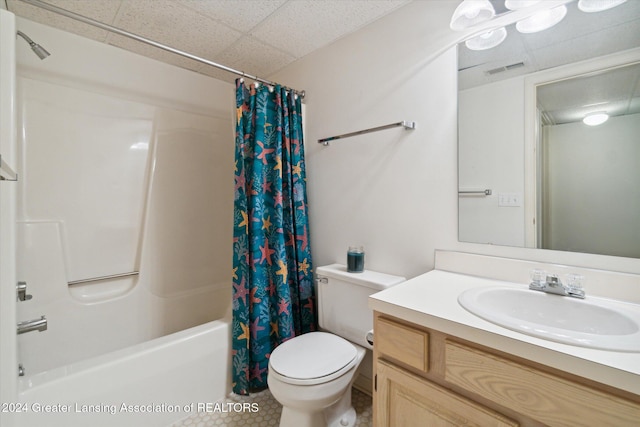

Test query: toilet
[268,264,405,427]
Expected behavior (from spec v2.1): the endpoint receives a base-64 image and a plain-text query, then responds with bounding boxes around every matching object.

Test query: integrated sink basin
[458,286,640,352]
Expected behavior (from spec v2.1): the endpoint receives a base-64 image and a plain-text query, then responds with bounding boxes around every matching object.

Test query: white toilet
[268,264,405,427]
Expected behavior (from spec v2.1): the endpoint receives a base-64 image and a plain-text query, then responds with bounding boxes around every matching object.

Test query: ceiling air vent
[486,61,525,75]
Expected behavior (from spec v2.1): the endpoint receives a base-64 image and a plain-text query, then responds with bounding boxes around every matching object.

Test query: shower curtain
[232,79,316,395]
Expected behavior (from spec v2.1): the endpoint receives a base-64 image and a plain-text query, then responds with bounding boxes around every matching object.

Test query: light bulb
[516,5,567,33]
[450,0,495,31]
[583,112,609,126]
[578,0,628,13]
[465,27,508,50]
[505,0,542,10]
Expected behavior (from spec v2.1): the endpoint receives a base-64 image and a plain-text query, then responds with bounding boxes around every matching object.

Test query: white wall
[271,0,640,279]
[459,77,526,246]
[271,1,461,280]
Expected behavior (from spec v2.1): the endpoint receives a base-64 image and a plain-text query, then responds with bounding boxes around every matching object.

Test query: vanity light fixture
[582,112,609,126]
[515,5,568,33]
[465,27,508,50]
[450,0,495,31]
[578,0,628,13]
[452,0,629,51]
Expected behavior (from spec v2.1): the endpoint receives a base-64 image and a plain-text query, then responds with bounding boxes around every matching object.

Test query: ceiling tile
[107,33,234,82]
[9,0,413,82]
[250,0,409,58]
[113,0,243,59]
[174,0,288,32]
[107,33,200,70]
[189,61,240,83]
[8,0,122,42]
[216,35,297,80]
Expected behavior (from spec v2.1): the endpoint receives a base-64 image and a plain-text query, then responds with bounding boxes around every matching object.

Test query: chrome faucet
[17,281,33,302]
[529,271,585,299]
[17,316,48,334]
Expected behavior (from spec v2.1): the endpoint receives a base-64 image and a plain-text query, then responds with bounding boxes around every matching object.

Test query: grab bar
[68,271,139,286]
[0,155,18,181]
[17,316,47,334]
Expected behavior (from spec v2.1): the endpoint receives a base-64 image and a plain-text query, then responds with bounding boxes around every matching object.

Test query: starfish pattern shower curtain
[232,79,316,395]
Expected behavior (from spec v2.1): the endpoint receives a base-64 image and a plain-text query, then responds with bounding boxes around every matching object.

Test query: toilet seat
[269,332,358,386]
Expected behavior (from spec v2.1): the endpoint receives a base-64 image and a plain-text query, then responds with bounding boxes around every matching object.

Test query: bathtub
[14,318,231,427]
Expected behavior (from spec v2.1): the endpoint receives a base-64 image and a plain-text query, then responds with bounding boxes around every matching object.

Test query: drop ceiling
[7,0,640,123]
[6,0,410,83]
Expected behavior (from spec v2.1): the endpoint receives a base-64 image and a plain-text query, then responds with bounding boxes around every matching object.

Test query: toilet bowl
[268,332,366,427]
[266,264,406,427]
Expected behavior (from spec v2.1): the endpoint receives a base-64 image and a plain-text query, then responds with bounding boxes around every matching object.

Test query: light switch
[498,192,522,207]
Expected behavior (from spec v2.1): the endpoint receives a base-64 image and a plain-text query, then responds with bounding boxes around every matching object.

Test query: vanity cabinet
[373,313,640,427]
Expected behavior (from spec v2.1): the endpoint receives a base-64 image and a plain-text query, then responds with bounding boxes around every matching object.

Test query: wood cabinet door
[376,359,518,427]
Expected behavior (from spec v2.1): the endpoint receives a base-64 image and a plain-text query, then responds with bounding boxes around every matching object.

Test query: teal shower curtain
[232,79,316,395]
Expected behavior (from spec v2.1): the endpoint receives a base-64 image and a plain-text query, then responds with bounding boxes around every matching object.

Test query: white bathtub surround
[0,10,19,427]
[13,16,234,378]
[1,15,235,427]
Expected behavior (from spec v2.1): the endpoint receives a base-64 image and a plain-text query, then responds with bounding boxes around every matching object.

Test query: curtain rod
[18,0,305,98]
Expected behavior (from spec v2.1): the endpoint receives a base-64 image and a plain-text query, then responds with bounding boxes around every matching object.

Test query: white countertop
[369,269,640,395]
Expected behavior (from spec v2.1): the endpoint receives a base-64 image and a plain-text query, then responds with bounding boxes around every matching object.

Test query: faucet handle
[17,281,33,302]
[565,274,586,299]
[529,269,547,290]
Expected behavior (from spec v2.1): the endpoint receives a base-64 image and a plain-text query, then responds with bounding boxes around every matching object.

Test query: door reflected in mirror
[537,63,640,258]
[457,0,640,259]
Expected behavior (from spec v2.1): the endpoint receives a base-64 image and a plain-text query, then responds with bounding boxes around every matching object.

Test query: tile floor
[171,388,372,427]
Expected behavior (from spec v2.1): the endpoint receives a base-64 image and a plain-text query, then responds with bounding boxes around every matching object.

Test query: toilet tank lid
[316,264,405,291]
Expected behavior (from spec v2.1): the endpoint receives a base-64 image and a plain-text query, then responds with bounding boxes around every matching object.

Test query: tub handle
[17,281,33,301]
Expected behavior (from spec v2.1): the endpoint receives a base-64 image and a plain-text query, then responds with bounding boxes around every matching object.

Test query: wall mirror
[457,0,640,258]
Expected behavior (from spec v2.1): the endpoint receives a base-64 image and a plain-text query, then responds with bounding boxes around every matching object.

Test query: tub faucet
[529,271,585,299]
[17,281,33,302]
[17,316,47,334]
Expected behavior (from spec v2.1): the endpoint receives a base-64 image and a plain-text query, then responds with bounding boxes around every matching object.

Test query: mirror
[457,0,640,258]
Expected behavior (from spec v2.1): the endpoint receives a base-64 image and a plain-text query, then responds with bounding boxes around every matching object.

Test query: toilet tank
[316,264,405,349]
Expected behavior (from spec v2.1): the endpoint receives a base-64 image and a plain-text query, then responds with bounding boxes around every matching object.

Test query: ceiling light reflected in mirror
[465,27,508,51]
[578,0,628,13]
[450,0,496,31]
[582,111,610,125]
[515,5,567,33]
